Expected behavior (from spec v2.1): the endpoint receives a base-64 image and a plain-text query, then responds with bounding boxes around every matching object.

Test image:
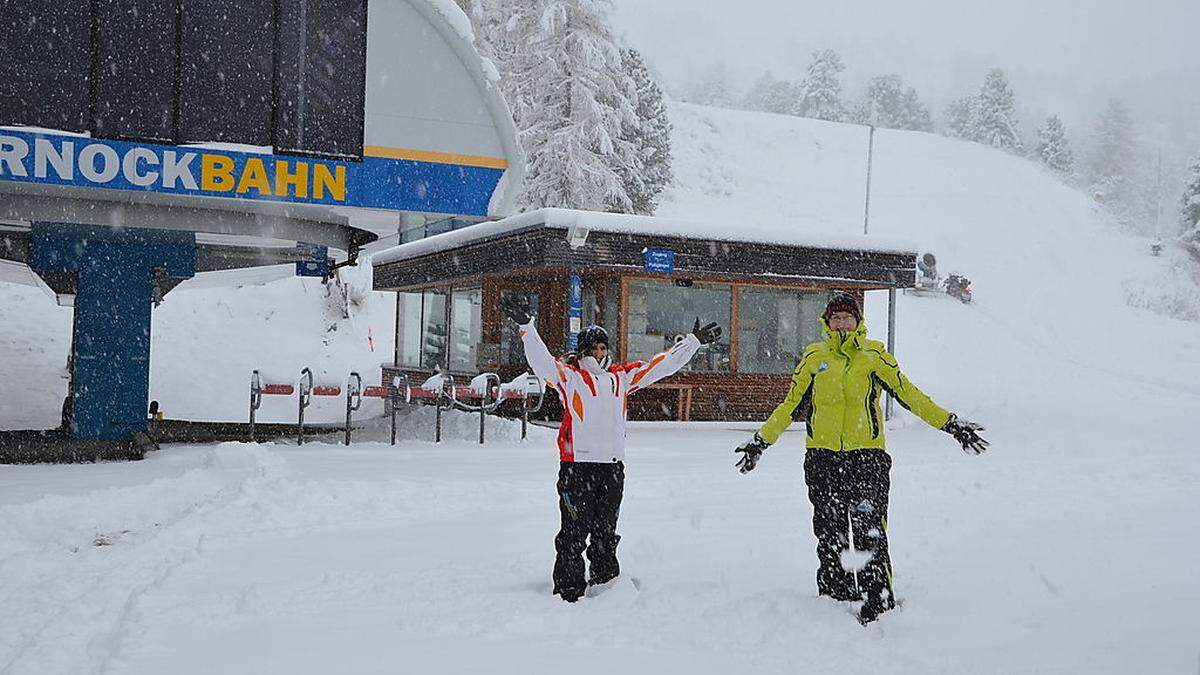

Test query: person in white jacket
[501,293,721,602]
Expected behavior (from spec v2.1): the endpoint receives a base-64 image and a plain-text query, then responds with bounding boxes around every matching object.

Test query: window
[421,290,448,370]
[449,288,482,372]
[500,290,539,367]
[395,292,422,368]
[0,3,90,133]
[737,287,826,373]
[626,280,731,372]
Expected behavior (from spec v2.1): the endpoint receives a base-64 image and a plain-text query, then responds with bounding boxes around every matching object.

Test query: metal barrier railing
[249,367,546,446]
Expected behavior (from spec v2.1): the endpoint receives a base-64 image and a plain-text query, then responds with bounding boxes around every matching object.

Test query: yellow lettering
[236,157,272,195]
[312,163,346,201]
[274,160,308,198]
[200,154,235,192]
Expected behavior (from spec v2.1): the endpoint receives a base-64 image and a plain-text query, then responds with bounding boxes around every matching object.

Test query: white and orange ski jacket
[519,320,701,463]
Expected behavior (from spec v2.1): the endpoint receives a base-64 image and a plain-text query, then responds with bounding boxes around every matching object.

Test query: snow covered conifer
[797,49,846,122]
[1179,152,1200,239]
[856,74,932,131]
[743,71,777,112]
[612,48,673,215]
[503,0,640,212]
[971,68,1022,152]
[945,96,976,138]
[685,61,734,108]
[1086,99,1140,225]
[1035,115,1074,178]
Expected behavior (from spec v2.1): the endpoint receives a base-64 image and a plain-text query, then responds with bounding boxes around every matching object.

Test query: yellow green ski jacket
[758,319,951,451]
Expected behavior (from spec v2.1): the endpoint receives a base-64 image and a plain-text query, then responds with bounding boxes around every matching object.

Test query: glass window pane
[626,280,731,372]
[500,291,539,367]
[421,290,447,370]
[737,287,826,373]
[449,288,482,372]
[395,292,422,368]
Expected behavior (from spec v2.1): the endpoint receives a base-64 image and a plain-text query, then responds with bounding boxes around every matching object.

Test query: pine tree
[611,48,673,215]
[1087,99,1139,225]
[945,96,975,138]
[970,68,1022,151]
[496,0,640,212]
[742,71,777,112]
[854,74,932,131]
[1035,115,1074,177]
[763,79,799,115]
[797,49,846,122]
[685,61,733,107]
[1179,153,1200,239]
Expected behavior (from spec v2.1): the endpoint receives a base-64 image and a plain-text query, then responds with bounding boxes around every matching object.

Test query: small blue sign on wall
[296,242,331,277]
[644,248,675,273]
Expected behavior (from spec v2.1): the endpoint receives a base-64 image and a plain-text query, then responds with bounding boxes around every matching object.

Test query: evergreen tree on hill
[971,68,1022,152]
[852,74,932,131]
[611,48,673,215]
[1035,114,1074,178]
[1087,99,1140,225]
[797,49,846,122]
[483,0,640,212]
[945,95,976,139]
[1179,152,1200,240]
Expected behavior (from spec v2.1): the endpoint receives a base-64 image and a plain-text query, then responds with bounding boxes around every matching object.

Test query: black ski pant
[553,460,624,599]
[803,448,894,608]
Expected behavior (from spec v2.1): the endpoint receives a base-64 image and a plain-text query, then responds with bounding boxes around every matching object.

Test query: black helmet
[577,325,609,354]
[823,291,862,322]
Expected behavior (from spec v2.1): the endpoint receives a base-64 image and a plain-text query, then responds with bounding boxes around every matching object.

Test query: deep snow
[2,102,1200,673]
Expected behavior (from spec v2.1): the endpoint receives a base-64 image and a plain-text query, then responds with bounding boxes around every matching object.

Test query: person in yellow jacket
[733,291,988,625]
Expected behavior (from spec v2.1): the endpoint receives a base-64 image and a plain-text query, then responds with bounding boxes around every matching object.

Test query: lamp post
[863,124,875,235]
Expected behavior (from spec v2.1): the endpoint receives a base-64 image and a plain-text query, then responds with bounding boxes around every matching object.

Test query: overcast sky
[609,0,1200,142]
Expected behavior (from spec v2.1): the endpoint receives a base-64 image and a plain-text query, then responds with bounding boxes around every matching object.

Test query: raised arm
[624,319,721,394]
[518,319,566,388]
[500,294,564,387]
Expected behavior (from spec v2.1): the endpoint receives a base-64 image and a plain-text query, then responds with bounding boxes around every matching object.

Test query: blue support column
[30,223,195,440]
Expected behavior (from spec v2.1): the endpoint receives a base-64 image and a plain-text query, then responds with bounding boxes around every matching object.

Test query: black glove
[692,317,722,345]
[500,294,533,325]
[734,433,770,473]
[943,414,989,455]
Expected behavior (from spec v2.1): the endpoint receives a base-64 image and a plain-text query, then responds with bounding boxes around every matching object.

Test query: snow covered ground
[1,404,1196,674]
[3,102,1200,672]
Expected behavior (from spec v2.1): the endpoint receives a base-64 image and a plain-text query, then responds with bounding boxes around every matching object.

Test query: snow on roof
[372,207,917,265]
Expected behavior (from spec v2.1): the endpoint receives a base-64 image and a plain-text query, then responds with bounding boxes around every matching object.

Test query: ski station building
[372,209,919,421]
[0,0,524,458]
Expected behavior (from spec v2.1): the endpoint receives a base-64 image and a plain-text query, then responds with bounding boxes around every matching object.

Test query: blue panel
[0,128,504,217]
[31,223,196,440]
[644,248,675,273]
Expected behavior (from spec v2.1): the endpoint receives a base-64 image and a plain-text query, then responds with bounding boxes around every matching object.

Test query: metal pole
[249,370,260,443]
[885,287,897,420]
[863,125,875,236]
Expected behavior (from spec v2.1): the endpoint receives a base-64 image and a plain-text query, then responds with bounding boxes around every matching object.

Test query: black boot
[857,593,894,625]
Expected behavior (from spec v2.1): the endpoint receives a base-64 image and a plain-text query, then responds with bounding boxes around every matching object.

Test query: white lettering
[122,147,159,187]
[78,143,119,183]
[0,135,30,177]
[34,138,73,180]
[161,150,198,189]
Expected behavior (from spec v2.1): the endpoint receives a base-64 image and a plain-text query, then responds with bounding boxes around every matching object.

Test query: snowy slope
[2,102,1199,673]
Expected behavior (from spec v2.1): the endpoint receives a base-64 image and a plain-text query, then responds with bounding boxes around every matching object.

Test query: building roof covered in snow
[373,208,919,290]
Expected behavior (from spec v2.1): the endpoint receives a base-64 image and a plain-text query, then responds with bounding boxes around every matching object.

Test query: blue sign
[0,128,506,217]
[295,242,331,277]
[567,272,583,351]
[644,248,675,273]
